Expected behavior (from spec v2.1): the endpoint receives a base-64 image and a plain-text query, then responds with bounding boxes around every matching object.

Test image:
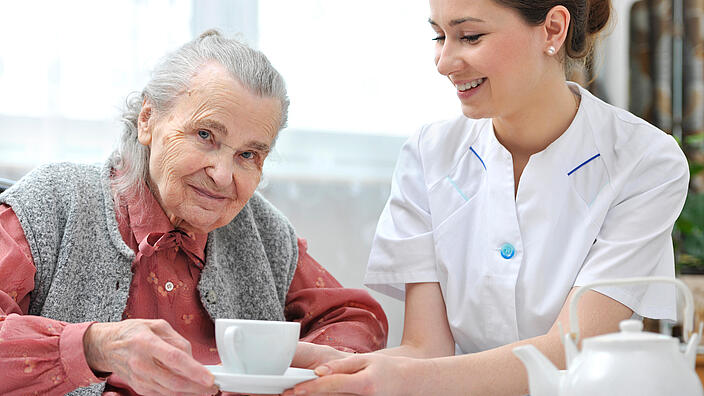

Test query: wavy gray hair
[110,29,289,201]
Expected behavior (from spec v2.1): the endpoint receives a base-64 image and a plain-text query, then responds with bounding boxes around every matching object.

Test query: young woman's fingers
[316,356,370,376]
[292,342,350,370]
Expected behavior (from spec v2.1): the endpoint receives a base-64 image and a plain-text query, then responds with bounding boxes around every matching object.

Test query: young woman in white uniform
[287,0,690,395]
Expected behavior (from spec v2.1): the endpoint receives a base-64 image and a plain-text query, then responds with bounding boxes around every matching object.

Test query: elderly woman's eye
[241,151,255,160]
[197,130,211,140]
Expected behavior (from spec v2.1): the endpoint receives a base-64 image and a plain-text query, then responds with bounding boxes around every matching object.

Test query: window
[0,1,461,346]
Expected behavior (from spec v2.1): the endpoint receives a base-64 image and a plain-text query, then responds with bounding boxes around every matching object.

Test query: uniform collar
[477,82,598,177]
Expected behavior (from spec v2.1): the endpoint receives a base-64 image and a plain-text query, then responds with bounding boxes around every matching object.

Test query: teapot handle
[569,277,694,344]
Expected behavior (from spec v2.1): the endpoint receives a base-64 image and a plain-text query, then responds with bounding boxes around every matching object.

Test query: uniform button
[164,281,174,292]
[500,243,515,259]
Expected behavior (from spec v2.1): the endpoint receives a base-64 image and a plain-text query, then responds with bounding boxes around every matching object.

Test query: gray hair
[110,29,289,202]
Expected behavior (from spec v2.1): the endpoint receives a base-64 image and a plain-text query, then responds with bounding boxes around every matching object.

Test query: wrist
[410,357,440,394]
[61,322,107,388]
[83,322,111,375]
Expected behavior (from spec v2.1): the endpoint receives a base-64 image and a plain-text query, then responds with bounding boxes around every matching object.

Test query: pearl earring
[547,46,556,56]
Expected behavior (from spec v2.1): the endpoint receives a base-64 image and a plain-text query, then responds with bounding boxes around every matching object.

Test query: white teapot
[513,277,704,396]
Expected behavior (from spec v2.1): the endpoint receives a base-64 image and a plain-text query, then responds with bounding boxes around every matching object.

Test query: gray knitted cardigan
[0,162,299,396]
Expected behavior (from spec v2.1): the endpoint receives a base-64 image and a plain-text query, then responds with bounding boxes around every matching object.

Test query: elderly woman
[0,30,387,396]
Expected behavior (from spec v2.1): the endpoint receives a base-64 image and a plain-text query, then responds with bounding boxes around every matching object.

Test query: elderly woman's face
[137,62,281,234]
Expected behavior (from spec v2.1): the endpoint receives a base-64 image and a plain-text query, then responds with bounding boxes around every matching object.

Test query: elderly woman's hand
[84,319,218,396]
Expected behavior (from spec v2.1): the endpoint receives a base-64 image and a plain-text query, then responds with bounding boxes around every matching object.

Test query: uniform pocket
[568,153,609,207]
[427,147,487,226]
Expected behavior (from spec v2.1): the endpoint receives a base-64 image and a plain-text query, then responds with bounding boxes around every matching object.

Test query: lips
[191,185,228,201]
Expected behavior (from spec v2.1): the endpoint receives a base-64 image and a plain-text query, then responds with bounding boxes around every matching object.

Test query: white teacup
[215,318,300,375]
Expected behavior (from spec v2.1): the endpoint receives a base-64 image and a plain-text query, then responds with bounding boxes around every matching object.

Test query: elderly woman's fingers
[149,318,194,354]
[150,337,216,388]
[140,344,218,395]
[122,337,217,395]
[83,319,217,395]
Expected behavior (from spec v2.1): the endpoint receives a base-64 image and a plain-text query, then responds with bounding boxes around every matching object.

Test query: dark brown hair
[492,0,612,59]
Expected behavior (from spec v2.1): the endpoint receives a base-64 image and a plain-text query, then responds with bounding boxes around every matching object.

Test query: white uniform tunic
[364,83,690,354]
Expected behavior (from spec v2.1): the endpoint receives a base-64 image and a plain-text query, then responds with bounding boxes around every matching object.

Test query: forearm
[374,282,456,359]
[300,318,386,353]
[373,342,449,359]
[287,241,389,353]
[0,314,102,395]
[417,333,562,396]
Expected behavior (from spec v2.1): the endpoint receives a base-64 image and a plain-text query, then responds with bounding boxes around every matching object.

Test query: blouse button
[205,290,217,304]
[500,243,515,259]
[164,281,175,292]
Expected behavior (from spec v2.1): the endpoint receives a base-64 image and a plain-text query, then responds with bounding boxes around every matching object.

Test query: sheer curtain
[6,1,686,348]
[0,0,466,346]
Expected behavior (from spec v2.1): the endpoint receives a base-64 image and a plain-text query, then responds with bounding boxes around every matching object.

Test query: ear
[543,5,570,55]
[137,98,154,146]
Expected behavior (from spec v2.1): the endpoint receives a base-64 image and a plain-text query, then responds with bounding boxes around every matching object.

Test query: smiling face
[429,0,549,119]
[137,61,282,234]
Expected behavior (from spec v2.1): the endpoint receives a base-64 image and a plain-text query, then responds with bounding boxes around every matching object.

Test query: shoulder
[7,162,101,191]
[578,87,687,181]
[414,115,484,158]
[222,192,297,255]
[246,192,295,234]
[216,192,298,284]
[1,162,103,206]
[400,115,488,184]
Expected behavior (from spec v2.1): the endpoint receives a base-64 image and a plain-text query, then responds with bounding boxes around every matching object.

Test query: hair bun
[587,0,611,35]
[198,29,222,40]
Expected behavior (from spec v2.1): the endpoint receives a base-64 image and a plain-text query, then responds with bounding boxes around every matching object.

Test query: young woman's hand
[291,342,353,370]
[285,353,430,396]
[83,319,219,396]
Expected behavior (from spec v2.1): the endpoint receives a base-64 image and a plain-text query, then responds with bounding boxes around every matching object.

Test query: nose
[435,40,462,77]
[205,151,236,189]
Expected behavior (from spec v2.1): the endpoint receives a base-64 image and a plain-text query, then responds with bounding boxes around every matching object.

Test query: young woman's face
[429,0,547,119]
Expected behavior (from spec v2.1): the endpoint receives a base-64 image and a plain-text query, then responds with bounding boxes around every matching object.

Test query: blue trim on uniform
[446,176,469,201]
[567,153,600,176]
[469,146,486,170]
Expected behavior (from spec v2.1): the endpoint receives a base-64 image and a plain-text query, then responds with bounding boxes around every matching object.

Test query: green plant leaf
[676,193,704,271]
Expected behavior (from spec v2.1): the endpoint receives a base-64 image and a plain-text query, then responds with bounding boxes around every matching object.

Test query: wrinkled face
[137,62,281,234]
[429,0,546,119]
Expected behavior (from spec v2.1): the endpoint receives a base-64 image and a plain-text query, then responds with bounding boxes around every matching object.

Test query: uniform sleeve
[0,204,103,395]
[364,127,439,300]
[285,238,389,353]
[574,135,690,320]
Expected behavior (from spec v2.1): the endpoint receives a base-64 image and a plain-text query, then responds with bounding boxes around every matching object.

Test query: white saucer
[205,365,317,394]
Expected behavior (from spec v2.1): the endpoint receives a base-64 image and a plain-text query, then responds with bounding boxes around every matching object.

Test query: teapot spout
[684,330,701,370]
[513,345,562,396]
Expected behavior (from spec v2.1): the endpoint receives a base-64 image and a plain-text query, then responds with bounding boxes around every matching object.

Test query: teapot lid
[584,319,675,346]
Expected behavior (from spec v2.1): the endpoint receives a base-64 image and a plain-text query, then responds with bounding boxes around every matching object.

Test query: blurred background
[1,0,703,347]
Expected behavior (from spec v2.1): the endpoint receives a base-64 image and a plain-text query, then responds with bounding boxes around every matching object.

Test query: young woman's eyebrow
[428,16,485,27]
